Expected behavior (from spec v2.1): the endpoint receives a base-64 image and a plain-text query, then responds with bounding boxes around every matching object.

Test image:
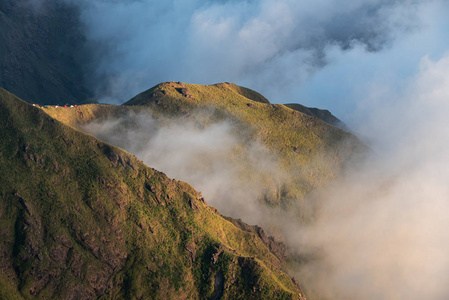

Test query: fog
[57,0,444,111]
[287,53,449,299]
[83,111,288,226]
[82,53,449,299]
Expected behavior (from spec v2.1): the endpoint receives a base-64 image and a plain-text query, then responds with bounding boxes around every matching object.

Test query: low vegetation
[0,88,305,299]
[45,82,365,221]
[33,82,367,299]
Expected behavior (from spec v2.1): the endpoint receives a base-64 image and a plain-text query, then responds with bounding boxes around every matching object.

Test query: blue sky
[293,1,449,122]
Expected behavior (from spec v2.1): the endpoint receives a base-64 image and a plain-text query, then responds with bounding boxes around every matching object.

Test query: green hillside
[125,82,366,212]
[43,82,366,222]
[0,88,305,299]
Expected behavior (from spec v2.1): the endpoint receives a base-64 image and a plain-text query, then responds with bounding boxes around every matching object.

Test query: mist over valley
[1,0,449,299]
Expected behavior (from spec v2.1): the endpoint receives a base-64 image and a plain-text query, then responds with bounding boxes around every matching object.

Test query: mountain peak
[125,82,349,131]
[124,81,270,106]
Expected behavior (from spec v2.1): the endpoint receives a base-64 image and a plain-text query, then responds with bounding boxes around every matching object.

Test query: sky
[64,0,449,125]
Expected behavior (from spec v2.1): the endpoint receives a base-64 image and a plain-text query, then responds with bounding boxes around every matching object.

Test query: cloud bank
[67,0,442,108]
[290,53,449,299]
[83,111,287,225]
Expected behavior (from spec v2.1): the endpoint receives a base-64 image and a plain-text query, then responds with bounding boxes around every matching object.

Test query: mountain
[0,1,90,105]
[0,88,305,299]
[44,82,366,222]
[125,82,366,210]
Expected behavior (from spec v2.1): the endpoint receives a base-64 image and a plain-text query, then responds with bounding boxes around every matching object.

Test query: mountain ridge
[125,82,347,130]
[43,82,366,217]
[0,88,305,299]
[284,103,350,131]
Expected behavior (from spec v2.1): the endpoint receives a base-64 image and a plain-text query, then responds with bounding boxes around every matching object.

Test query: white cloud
[292,53,449,300]
[83,111,286,225]
[68,0,443,108]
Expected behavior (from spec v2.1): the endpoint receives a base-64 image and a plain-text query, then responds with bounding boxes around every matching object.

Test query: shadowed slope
[284,103,349,131]
[0,88,305,299]
[0,1,90,105]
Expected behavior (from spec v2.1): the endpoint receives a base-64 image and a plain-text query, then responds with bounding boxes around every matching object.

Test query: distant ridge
[121,82,366,207]
[126,82,348,131]
[284,103,350,131]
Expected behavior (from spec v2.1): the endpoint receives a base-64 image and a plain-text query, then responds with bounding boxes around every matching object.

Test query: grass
[0,88,305,299]
[50,82,365,219]
[39,82,367,299]
[128,82,366,200]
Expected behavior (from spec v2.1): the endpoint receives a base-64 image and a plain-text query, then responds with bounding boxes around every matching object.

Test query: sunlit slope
[41,102,136,128]
[43,82,366,218]
[125,82,366,200]
[0,88,305,299]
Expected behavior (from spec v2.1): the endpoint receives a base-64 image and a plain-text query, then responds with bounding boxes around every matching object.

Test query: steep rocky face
[0,0,90,105]
[0,88,306,299]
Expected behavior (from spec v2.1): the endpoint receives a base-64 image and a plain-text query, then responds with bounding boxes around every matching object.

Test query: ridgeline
[0,88,305,299]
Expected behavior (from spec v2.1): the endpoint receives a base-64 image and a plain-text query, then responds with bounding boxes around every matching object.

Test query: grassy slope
[127,82,365,207]
[43,82,366,220]
[0,88,305,299]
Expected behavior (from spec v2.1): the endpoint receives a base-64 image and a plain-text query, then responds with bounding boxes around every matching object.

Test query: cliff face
[0,1,90,105]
